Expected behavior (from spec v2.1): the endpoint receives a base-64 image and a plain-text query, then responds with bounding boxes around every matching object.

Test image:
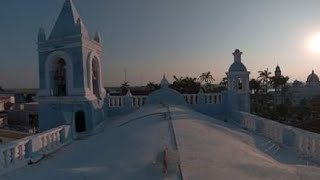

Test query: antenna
[124,68,127,82]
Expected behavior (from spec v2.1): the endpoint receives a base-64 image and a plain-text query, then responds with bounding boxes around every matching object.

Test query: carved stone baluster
[10,147,16,164]
[0,150,5,168]
[4,149,10,167]
[52,132,57,147]
[21,144,26,160]
[43,136,47,150]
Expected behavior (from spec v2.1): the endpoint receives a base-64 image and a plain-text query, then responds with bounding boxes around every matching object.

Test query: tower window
[51,58,67,96]
[238,79,243,90]
[92,58,100,98]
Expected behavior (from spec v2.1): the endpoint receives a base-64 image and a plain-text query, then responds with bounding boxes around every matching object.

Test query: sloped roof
[49,0,89,39]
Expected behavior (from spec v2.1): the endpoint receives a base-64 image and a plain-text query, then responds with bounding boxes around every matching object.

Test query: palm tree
[249,78,261,94]
[258,69,271,93]
[270,75,289,93]
[171,76,200,94]
[199,71,215,89]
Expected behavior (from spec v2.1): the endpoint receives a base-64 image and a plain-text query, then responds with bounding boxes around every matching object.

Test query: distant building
[7,102,39,133]
[289,70,320,105]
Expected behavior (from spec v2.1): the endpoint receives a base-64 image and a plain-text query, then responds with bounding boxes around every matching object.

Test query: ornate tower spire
[49,0,89,39]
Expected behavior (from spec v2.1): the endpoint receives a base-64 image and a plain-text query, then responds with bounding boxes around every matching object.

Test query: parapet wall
[231,111,320,163]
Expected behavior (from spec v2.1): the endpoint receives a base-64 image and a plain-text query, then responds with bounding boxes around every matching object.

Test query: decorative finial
[38,27,46,42]
[126,89,132,97]
[233,49,242,63]
[160,74,169,88]
[94,31,101,43]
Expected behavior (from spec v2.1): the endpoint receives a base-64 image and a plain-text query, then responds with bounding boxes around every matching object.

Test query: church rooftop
[3,105,320,180]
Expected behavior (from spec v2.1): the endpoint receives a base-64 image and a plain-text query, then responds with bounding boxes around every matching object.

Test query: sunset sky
[1,0,320,88]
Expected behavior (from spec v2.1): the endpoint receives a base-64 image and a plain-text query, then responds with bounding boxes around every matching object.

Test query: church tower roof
[49,0,89,40]
[275,65,281,72]
[228,49,247,72]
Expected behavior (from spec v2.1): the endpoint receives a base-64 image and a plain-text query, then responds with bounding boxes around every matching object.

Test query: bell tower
[226,49,250,112]
[37,0,106,133]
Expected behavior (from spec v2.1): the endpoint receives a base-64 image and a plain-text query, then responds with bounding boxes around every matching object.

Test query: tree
[146,82,160,91]
[199,71,215,89]
[120,81,130,95]
[249,78,261,94]
[219,77,228,87]
[270,75,289,93]
[258,69,271,93]
[171,76,200,94]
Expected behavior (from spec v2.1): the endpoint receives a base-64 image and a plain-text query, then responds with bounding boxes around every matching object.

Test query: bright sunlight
[309,33,320,54]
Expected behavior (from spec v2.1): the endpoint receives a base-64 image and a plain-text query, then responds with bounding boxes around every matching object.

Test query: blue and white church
[3,1,320,179]
[36,0,250,135]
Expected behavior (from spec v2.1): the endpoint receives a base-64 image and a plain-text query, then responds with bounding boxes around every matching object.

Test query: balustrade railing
[234,111,320,163]
[0,125,70,174]
[184,93,222,105]
[107,96,147,108]
[131,96,147,107]
[0,139,28,169]
[36,126,66,152]
[107,93,222,108]
[108,96,124,107]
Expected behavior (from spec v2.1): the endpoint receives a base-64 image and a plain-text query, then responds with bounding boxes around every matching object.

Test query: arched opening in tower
[92,58,100,98]
[51,58,67,96]
[238,79,243,90]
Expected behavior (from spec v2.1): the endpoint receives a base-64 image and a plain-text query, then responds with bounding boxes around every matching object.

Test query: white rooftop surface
[2,105,320,180]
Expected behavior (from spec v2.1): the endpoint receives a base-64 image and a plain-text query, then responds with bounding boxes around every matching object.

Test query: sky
[1,0,320,88]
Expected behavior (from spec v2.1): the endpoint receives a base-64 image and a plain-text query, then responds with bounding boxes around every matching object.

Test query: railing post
[197,90,205,104]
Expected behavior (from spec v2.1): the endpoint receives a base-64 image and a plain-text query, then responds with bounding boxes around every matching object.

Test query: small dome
[146,75,186,106]
[228,62,248,72]
[145,87,187,106]
[292,80,303,87]
[307,70,319,83]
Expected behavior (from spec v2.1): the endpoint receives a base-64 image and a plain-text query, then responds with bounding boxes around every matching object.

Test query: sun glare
[309,34,320,54]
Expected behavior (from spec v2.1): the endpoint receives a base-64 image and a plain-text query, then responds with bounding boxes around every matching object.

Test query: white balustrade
[108,96,124,108]
[107,96,147,108]
[37,127,65,152]
[0,139,28,170]
[184,93,222,105]
[234,111,320,163]
[132,96,146,107]
[0,125,71,173]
